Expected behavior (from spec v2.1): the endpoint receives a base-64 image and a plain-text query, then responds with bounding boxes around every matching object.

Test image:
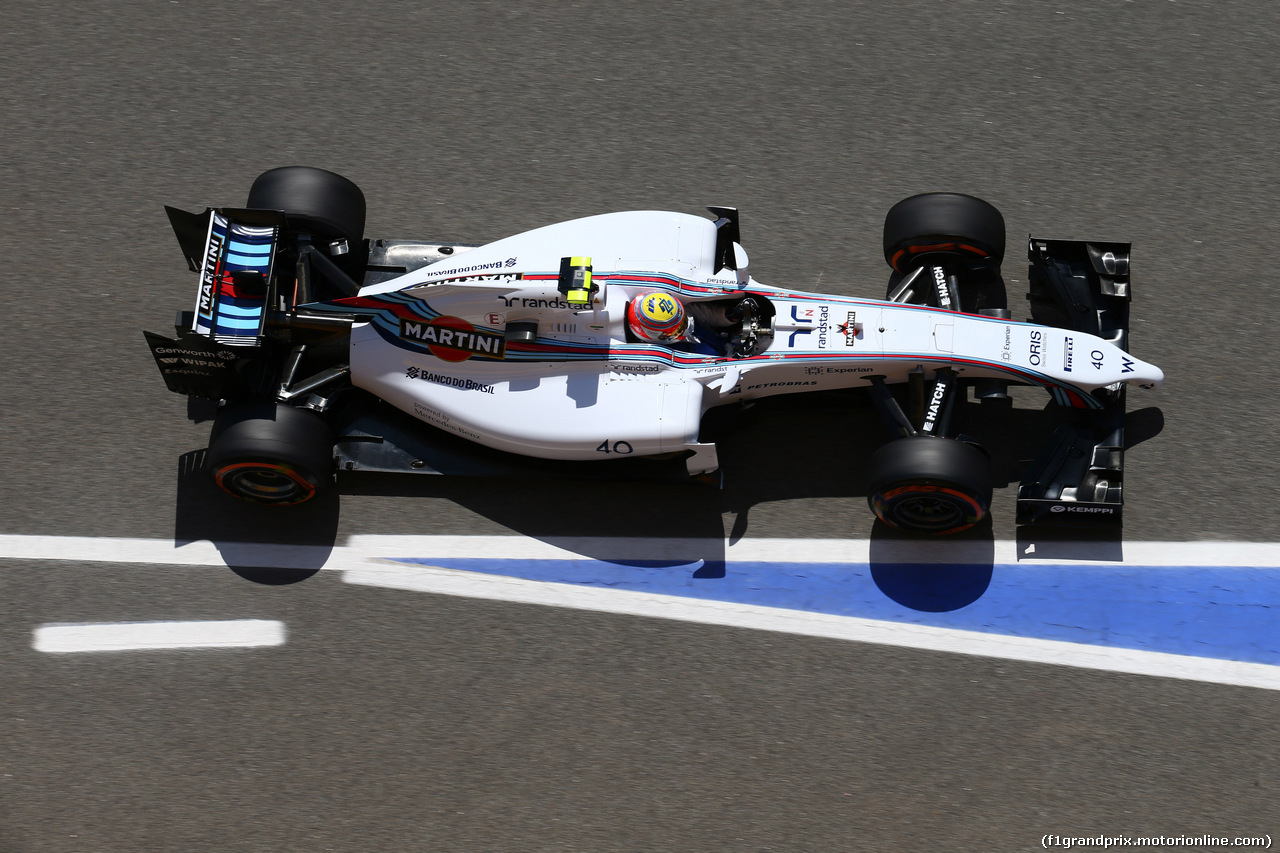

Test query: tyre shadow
[173,449,339,584]
[867,518,996,612]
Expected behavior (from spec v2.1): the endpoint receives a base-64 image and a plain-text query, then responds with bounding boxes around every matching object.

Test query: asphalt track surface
[2,1,1278,850]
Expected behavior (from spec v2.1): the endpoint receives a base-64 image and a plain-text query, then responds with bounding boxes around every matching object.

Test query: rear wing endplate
[143,328,264,400]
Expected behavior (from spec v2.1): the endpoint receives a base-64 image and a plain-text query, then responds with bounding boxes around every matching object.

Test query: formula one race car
[145,167,1163,535]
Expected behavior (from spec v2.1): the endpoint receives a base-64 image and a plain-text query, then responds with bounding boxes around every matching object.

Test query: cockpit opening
[624,293,774,357]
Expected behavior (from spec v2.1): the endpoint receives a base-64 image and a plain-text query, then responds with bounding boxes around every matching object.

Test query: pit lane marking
[4,534,1279,689]
[33,619,286,653]
[5,534,1280,566]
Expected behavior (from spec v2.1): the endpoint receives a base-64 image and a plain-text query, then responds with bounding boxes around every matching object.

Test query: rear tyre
[247,166,366,250]
[883,192,1006,273]
[207,403,333,505]
[866,436,992,535]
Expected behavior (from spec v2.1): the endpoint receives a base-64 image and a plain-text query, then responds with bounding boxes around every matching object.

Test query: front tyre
[207,403,334,505]
[866,436,992,535]
[882,192,1008,313]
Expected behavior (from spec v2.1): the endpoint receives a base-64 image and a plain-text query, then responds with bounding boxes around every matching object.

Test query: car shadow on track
[335,393,1070,611]
[171,394,1163,604]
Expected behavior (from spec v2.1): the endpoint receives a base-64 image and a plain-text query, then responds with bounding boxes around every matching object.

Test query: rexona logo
[399,316,505,362]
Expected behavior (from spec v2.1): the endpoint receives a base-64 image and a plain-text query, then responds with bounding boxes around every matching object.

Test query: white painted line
[5,534,1280,689]
[33,620,286,653]
[343,564,1280,692]
[2,533,1280,568]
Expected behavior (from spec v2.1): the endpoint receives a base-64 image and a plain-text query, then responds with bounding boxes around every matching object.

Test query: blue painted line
[391,558,1280,666]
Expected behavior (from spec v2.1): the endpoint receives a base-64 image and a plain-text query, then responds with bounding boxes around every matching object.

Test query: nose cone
[1130,358,1164,390]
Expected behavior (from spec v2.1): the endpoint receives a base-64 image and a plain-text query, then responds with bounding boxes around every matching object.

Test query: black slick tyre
[866,436,993,535]
[207,403,334,505]
[883,192,1006,273]
[246,166,366,249]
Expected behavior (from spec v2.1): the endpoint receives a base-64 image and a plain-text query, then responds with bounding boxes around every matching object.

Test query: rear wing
[1016,238,1136,526]
[173,207,285,345]
[145,207,286,399]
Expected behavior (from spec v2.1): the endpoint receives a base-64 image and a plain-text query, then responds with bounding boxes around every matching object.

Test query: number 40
[596,440,634,454]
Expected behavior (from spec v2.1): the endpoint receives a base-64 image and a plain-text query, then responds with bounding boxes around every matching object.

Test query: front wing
[1015,238,1141,526]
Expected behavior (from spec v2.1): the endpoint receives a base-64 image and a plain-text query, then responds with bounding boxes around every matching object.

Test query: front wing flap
[1016,391,1126,526]
[1026,236,1130,347]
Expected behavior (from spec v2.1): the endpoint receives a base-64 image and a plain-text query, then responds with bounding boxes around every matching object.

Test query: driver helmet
[627,291,689,342]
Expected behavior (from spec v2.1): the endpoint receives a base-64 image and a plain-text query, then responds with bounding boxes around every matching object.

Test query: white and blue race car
[146,167,1163,535]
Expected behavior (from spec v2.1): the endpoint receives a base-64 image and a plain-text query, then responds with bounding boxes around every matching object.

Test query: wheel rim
[875,484,984,535]
[215,462,316,505]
